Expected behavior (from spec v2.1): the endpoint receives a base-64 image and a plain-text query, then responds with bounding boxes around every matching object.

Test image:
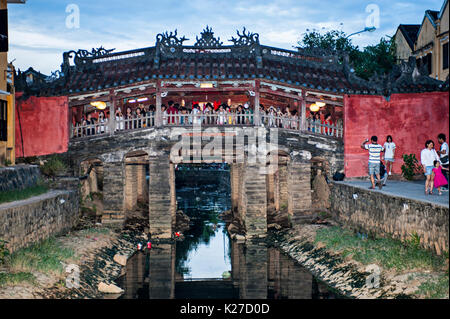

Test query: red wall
[15,94,69,158]
[344,92,449,178]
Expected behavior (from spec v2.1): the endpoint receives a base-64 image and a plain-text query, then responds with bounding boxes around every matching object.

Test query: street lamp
[345,26,376,39]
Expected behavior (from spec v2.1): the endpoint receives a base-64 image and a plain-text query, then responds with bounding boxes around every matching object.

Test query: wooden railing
[71,113,343,139]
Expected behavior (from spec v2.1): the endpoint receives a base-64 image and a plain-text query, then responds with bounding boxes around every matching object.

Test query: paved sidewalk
[336,180,449,208]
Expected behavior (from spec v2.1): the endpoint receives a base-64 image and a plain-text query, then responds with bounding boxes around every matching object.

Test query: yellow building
[394,0,449,81]
[0,0,26,166]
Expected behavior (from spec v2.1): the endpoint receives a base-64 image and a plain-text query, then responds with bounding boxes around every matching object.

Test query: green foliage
[401,154,422,181]
[298,29,397,80]
[417,273,449,299]
[40,155,66,177]
[0,183,49,204]
[8,237,75,275]
[315,226,447,272]
[0,239,10,265]
[0,272,36,287]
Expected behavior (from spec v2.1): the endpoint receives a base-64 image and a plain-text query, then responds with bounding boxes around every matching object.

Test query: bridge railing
[71,113,343,139]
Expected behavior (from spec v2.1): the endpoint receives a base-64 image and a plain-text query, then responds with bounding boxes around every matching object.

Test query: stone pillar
[241,164,267,238]
[136,164,148,203]
[109,91,116,135]
[125,164,138,211]
[155,80,162,127]
[300,96,307,131]
[102,161,125,222]
[278,165,288,211]
[230,164,240,215]
[149,243,175,299]
[287,161,312,222]
[149,156,174,239]
[170,163,177,228]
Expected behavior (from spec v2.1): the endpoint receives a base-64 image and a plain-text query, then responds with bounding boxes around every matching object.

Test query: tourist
[162,105,168,126]
[291,109,298,130]
[115,108,124,131]
[85,113,96,136]
[437,133,449,191]
[149,105,155,127]
[167,101,178,125]
[323,113,332,136]
[420,140,440,195]
[243,103,253,124]
[268,106,276,127]
[217,105,226,125]
[373,160,388,187]
[135,107,143,128]
[191,104,201,125]
[226,105,233,125]
[313,112,321,133]
[125,107,133,130]
[383,135,396,176]
[361,136,384,190]
[432,160,449,196]
[97,111,108,134]
[203,103,212,125]
[236,105,244,125]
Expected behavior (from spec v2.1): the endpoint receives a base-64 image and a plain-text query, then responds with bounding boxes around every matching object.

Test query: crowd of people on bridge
[73,100,339,137]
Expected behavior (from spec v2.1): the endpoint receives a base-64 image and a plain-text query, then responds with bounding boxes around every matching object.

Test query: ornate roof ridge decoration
[63,46,116,67]
[194,26,223,47]
[229,27,260,46]
[156,29,189,49]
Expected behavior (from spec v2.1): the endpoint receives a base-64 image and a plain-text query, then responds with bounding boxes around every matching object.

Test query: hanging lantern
[316,101,326,108]
[309,103,320,112]
[90,101,107,110]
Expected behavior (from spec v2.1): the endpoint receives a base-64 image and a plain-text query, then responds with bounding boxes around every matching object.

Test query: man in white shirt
[438,134,449,191]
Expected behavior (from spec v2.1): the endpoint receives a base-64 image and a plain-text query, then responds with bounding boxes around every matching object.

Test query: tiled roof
[398,24,420,50]
[15,27,447,97]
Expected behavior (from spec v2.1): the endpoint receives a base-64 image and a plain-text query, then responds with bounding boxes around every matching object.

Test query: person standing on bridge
[361,136,384,190]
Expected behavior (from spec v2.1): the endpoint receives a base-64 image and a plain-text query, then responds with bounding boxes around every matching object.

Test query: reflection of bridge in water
[117,242,336,299]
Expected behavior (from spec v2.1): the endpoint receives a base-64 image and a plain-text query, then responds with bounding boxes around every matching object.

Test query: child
[432,160,449,196]
[383,135,396,176]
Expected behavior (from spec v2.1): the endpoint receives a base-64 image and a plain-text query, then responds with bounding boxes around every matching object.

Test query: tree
[297,30,396,80]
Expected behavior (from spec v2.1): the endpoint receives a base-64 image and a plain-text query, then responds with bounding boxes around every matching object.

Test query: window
[0,100,7,142]
[443,42,449,70]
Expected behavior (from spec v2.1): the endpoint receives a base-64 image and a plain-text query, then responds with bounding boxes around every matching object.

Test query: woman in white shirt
[383,135,396,176]
[420,140,441,195]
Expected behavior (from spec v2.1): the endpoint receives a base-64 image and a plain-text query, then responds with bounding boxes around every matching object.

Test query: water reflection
[117,172,337,299]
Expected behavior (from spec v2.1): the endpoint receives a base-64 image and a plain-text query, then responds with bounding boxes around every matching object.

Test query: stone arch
[310,156,331,211]
[124,150,149,217]
[79,158,104,222]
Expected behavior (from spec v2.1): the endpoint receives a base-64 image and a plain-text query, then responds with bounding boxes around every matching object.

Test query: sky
[6,0,446,75]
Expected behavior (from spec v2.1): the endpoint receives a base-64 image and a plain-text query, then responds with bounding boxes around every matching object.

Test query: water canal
[116,165,338,299]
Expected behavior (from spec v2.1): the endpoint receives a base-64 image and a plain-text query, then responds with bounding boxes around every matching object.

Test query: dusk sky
[7,0,446,74]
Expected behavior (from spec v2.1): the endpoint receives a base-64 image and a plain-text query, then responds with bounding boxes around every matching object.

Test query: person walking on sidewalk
[420,140,441,195]
[361,136,384,190]
[383,135,396,176]
[437,133,449,191]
